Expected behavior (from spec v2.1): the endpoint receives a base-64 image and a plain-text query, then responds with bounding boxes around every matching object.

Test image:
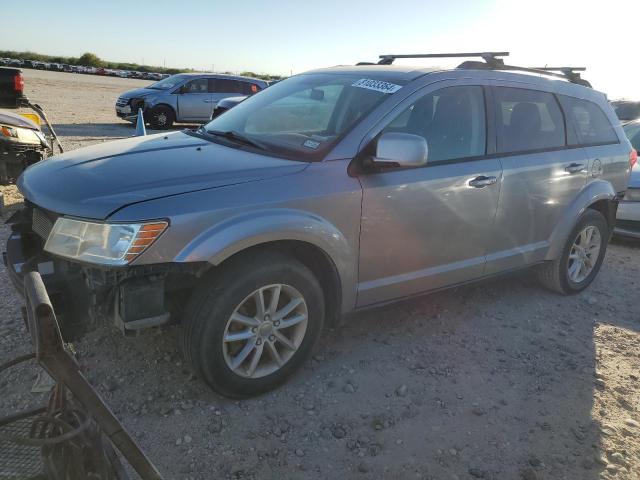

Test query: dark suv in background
[612,100,640,123]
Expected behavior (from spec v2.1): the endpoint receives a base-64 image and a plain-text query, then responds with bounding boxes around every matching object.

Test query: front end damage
[4,203,207,340]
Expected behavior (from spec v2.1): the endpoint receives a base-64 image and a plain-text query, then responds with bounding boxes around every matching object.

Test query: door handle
[565,163,585,174]
[203,99,214,103]
[468,175,497,188]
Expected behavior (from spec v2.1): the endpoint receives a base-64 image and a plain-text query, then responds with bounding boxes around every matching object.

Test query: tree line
[0,50,285,81]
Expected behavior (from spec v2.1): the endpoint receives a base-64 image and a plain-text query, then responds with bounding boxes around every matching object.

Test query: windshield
[202,73,404,160]
[148,74,188,90]
[613,101,640,121]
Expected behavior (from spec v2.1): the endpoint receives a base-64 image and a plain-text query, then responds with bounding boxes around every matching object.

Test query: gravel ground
[1,69,640,480]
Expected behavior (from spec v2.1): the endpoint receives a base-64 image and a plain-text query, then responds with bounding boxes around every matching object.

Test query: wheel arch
[175,209,358,320]
[546,180,618,260]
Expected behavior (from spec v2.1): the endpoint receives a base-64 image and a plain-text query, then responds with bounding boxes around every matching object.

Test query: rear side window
[494,87,565,153]
[558,96,618,146]
[382,86,486,163]
[210,79,242,94]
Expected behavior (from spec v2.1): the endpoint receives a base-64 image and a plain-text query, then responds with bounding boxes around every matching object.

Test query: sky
[3,0,638,98]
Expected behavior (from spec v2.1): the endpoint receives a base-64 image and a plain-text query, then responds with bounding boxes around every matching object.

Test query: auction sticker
[352,78,402,94]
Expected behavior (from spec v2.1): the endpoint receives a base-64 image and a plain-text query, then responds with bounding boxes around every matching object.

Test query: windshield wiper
[207,130,268,151]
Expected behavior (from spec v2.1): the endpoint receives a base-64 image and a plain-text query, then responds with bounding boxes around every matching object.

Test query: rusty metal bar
[23,271,164,480]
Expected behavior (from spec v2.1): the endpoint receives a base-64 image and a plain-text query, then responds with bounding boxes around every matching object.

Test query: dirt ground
[1,69,639,480]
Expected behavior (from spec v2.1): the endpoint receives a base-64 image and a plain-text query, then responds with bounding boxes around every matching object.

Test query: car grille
[116,97,130,107]
[2,144,46,155]
[32,208,56,240]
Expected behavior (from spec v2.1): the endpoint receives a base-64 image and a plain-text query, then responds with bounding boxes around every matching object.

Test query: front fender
[174,208,358,312]
[545,180,617,260]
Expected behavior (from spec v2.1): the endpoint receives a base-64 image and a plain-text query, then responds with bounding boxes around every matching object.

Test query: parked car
[0,67,60,183]
[115,73,268,129]
[611,100,640,123]
[5,54,632,398]
[615,119,640,238]
[211,96,248,119]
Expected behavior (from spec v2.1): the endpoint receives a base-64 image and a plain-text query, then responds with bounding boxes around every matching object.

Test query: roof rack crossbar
[456,62,592,88]
[377,51,509,66]
[532,67,586,72]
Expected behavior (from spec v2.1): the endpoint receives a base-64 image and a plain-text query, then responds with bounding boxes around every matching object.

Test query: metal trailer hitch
[0,271,163,480]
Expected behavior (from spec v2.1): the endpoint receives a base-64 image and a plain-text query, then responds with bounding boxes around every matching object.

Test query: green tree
[77,52,103,67]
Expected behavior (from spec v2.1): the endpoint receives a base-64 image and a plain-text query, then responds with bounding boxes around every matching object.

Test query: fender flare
[174,208,358,312]
[545,180,617,260]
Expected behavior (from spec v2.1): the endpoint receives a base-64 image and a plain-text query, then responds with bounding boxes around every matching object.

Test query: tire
[537,209,609,295]
[148,105,174,130]
[180,251,325,398]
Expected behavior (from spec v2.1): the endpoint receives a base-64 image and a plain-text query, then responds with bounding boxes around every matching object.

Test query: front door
[357,85,502,306]
[177,78,214,121]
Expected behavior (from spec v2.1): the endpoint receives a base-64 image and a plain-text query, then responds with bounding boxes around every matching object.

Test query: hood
[119,87,159,99]
[18,131,308,219]
[630,162,640,189]
[0,110,40,130]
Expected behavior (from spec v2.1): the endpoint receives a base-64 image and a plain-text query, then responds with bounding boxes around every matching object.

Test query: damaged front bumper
[3,206,206,339]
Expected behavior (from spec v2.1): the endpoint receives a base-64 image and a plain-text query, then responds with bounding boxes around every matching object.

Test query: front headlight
[44,218,168,266]
[1,124,19,138]
[625,188,640,202]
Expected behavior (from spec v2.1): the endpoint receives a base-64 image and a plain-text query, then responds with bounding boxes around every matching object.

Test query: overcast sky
[4,0,638,98]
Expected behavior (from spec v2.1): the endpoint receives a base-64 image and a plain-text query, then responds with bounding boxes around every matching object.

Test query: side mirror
[372,132,428,168]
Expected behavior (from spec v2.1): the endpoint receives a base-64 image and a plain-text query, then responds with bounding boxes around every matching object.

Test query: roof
[171,72,268,83]
[303,64,441,82]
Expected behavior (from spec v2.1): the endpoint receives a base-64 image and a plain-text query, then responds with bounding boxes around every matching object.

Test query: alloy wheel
[222,284,308,378]
[567,225,601,283]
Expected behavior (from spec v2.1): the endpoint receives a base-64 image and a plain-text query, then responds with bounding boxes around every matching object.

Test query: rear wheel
[180,252,325,398]
[538,209,609,294]
[148,105,174,129]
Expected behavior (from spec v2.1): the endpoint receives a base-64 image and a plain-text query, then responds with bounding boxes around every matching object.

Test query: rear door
[558,95,626,193]
[177,78,213,121]
[357,84,502,306]
[485,86,588,274]
[210,78,243,107]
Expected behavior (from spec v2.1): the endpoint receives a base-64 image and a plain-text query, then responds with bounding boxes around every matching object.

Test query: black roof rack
[370,51,592,88]
[530,67,591,87]
[455,60,591,88]
[377,52,509,67]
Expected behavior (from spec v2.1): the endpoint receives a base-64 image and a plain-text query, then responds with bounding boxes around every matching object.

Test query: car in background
[115,73,268,129]
[615,119,640,238]
[612,100,640,123]
[211,81,281,119]
[210,95,247,119]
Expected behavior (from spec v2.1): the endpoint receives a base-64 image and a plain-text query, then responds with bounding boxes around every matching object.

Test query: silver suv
[115,73,269,129]
[5,53,633,398]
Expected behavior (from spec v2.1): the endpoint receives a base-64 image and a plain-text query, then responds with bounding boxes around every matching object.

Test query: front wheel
[537,209,609,295]
[180,252,325,398]
[148,105,174,130]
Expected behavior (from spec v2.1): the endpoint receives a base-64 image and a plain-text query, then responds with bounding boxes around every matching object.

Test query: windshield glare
[204,74,402,160]
[148,75,187,90]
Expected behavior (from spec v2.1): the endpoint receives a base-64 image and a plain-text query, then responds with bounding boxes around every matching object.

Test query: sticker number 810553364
[351,78,402,94]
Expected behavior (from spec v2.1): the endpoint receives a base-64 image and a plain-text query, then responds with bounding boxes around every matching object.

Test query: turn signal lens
[124,222,168,263]
[630,149,638,169]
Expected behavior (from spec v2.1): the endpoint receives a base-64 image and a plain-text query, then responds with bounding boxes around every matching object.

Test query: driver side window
[183,79,208,94]
[382,86,487,163]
